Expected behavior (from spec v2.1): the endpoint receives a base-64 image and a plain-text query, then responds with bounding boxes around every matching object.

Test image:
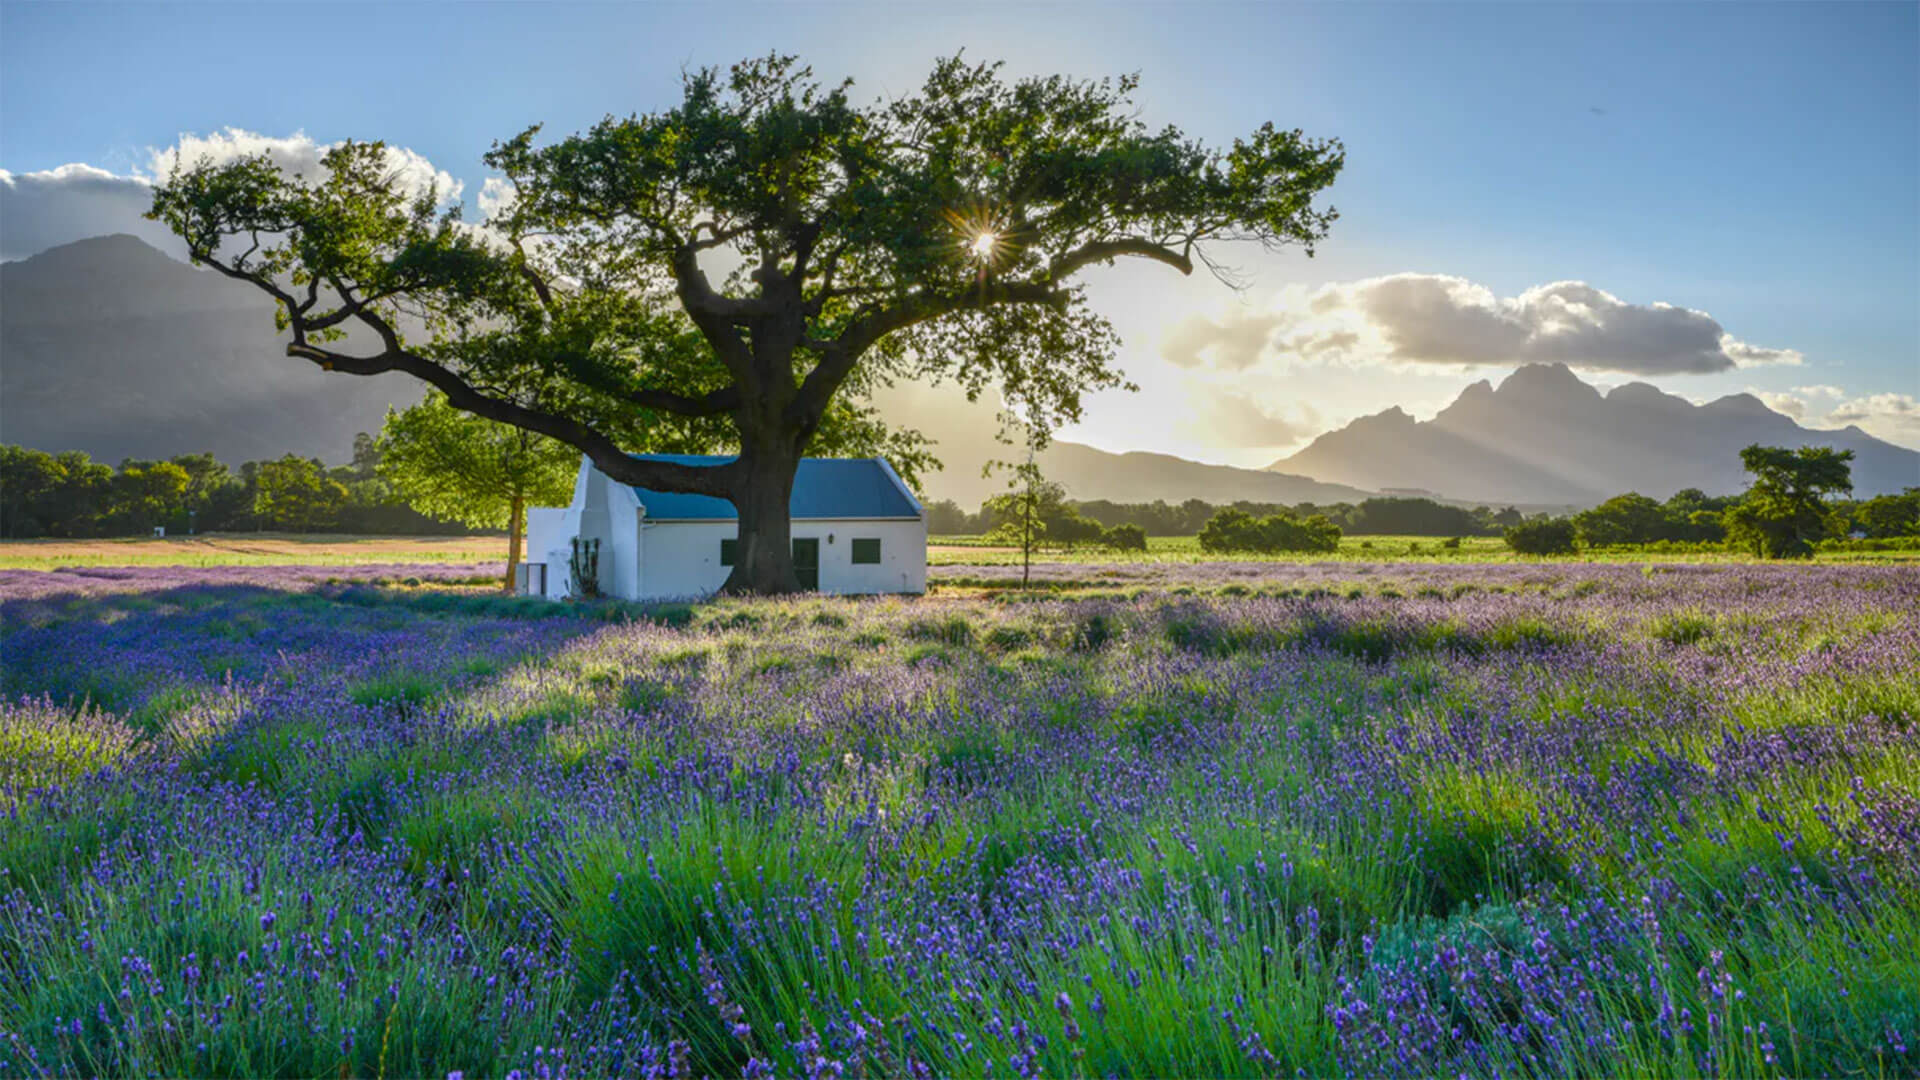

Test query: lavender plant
[1,562,1914,1077]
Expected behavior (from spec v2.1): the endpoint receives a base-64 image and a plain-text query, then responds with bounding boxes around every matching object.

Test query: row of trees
[1,392,581,590]
[927,493,1522,538]
[0,439,457,539]
[1506,446,1917,559]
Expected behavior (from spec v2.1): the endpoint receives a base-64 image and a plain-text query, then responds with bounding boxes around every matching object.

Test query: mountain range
[0,234,419,465]
[1272,363,1917,503]
[2,234,1913,508]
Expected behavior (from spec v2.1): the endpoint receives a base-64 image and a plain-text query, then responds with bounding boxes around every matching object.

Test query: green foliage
[0,446,113,538]
[569,537,602,599]
[1503,518,1577,555]
[377,392,578,530]
[1196,507,1341,553]
[1851,488,1920,539]
[1345,497,1483,537]
[251,454,349,531]
[1724,444,1854,559]
[1572,492,1666,546]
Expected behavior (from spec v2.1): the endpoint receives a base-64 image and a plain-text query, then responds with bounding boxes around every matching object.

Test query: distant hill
[866,379,1376,508]
[1,234,418,464]
[1272,363,1920,503]
[986,442,1372,508]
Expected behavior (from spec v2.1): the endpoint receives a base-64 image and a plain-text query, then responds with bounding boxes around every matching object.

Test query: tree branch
[284,338,738,498]
[630,384,741,416]
[1043,237,1194,282]
[795,279,1068,424]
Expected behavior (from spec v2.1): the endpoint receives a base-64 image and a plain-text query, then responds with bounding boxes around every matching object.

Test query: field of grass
[932,533,1920,565]
[0,533,509,571]
[2,560,1916,1078]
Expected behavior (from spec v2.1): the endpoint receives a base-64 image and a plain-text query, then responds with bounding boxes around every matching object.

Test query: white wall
[631,517,927,600]
[523,506,571,599]
[814,519,928,596]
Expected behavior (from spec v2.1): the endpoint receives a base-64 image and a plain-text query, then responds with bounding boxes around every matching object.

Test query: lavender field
[2,563,1916,1078]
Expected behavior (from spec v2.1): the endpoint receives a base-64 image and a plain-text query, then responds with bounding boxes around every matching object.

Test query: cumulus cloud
[147,128,462,204]
[2,129,466,263]
[1741,385,1920,449]
[476,177,517,222]
[1829,392,1920,445]
[1754,390,1808,419]
[1164,273,1803,376]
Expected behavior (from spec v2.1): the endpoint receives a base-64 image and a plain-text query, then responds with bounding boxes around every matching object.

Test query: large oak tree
[150,55,1342,593]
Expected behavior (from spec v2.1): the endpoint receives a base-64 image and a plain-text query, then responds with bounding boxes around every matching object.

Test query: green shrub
[1197,508,1341,553]
[1504,518,1577,555]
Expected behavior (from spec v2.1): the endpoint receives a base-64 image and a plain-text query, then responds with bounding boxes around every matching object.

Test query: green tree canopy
[1853,489,1919,539]
[377,392,581,590]
[149,54,1342,593]
[1723,444,1854,558]
[1196,507,1341,554]
[1503,518,1577,556]
[1572,492,1667,547]
[253,455,348,531]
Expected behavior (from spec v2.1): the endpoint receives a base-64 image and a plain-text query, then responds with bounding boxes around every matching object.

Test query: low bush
[1504,518,1577,556]
[1197,508,1341,554]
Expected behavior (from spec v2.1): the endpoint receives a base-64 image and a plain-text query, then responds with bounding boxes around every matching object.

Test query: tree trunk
[504,492,524,595]
[720,445,802,595]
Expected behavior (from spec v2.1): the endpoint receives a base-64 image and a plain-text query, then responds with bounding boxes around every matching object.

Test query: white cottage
[519,454,927,601]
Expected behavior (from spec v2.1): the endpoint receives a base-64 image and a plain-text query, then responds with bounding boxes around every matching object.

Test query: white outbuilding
[519,454,927,601]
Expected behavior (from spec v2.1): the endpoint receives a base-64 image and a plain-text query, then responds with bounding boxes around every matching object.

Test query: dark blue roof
[624,455,923,521]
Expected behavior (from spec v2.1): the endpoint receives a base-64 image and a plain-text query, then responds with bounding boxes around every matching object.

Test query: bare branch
[1043,237,1194,281]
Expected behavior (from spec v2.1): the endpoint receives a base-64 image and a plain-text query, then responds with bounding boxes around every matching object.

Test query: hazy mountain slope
[1021,443,1371,508]
[1273,364,1920,503]
[867,379,1375,507]
[1,234,419,464]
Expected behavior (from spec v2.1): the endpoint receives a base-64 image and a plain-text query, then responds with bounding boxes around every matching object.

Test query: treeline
[928,494,1524,538]
[1514,486,1918,552]
[1505,447,1918,559]
[0,438,474,539]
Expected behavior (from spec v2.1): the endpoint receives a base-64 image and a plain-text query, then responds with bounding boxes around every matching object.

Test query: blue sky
[4,1,1916,457]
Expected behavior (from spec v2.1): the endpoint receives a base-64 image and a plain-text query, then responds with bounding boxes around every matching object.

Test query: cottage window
[851,538,882,564]
[720,538,737,566]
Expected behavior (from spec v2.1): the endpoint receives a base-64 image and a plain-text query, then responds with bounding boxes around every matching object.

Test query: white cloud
[1828,392,1920,446]
[1741,385,1920,449]
[1792,384,1846,400]
[477,177,517,222]
[146,128,462,205]
[1164,273,1803,376]
[1753,390,1808,419]
[2,129,466,262]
